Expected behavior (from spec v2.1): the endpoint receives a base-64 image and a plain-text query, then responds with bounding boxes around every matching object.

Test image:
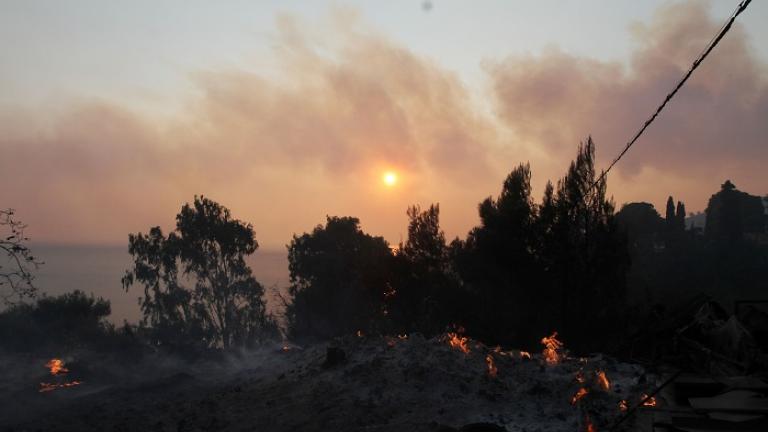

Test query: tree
[122,196,277,349]
[389,204,462,335]
[286,216,393,341]
[542,137,628,350]
[705,180,765,243]
[676,201,687,232]
[0,209,41,305]
[451,163,540,344]
[615,203,663,241]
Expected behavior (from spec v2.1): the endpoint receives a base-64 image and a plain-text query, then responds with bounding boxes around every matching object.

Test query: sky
[1,0,767,248]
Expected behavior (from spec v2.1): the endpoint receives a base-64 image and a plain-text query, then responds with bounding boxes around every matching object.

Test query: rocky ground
[1,334,662,432]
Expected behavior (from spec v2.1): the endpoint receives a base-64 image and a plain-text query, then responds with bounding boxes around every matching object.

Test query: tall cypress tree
[676,201,687,232]
[665,196,676,246]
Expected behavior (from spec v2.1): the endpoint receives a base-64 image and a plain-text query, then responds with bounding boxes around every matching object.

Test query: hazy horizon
[27,243,290,324]
[3,1,767,249]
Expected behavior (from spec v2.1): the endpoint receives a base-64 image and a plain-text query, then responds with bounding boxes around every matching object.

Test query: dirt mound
[3,334,657,431]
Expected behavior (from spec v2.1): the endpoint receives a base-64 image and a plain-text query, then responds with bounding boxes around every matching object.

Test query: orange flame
[40,358,82,393]
[541,331,564,365]
[446,332,470,354]
[641,394,657,407]
[619,400,628,412]
[485,354,498,378]
[520,351,531,360]
[571,387,589,405]
[596,370,610,391]
[46,358,68,375]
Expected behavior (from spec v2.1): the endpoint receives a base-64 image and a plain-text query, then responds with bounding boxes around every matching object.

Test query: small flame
[46,358,68,375]
[571,387,589,405]
[485,354,498,378]
[641,394,657,407]
[398,334,408,340]
[584,415,597,432]
[541,331,564,365]
[356,330,364,338]
[596,370,610,391]
[446,332,470,354]
[520,351,531,360]
[40,358,82,393]
[619,400,628,411]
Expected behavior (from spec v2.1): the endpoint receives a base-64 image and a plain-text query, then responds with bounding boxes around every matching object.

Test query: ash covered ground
[1,334,660,432]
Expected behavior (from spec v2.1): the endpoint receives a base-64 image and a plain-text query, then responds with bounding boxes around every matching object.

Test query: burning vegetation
[541,331,564,365]
[445,332,470,354]
[485,354,497,378]
[39,358,82,393]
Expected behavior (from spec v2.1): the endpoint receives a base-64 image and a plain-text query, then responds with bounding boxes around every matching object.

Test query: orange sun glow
[382,171,398,186]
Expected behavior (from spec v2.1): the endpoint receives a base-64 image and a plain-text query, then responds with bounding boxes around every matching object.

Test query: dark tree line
[13,138,763,356]
[286,138,629,352]
[616,180,768,325]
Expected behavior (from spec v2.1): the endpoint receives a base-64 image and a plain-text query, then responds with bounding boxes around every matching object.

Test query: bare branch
[0,209,42,305]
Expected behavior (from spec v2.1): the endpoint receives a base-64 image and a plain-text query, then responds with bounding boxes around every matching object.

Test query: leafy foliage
[286,216,394,341]
[123,196,278,349]
[0,290,120,353]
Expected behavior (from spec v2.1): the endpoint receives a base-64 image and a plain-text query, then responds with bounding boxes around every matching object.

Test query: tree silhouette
[122,196,277,349]
[541,137,628,350]
[286,216,394,341]
[0,209,41,305]
[676,201,687,232]
[705,180,765,243]
[389,204,463,335]
[451,163,541,345]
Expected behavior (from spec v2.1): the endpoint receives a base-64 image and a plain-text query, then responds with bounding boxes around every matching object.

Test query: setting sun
[382,171,398,186]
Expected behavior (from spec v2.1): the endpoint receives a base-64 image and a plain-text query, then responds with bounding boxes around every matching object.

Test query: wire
[590,0,753,193]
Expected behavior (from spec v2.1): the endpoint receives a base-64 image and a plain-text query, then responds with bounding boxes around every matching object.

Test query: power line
[590,0,753,192]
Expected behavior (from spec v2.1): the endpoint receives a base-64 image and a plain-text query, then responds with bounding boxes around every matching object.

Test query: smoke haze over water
[29,244,289,324]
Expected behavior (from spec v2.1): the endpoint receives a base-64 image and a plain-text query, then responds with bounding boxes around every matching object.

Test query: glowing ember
[519,351,531,360]
[541,331,564,365]
[282,345,291,351]
[596,370,610,391]
[46,358,68,375]
[485,354,497,378]
[619,400,628,411]
[39,381,83,393]
[356,330,364,338]
[584,415,597,432]
[446,332,470,354]
[575,369,585,384]
[641,394,657,407]
[398,334,408,340]
[571,387,589,405]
